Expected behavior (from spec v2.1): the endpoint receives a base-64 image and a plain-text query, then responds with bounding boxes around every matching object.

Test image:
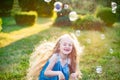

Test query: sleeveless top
[39,54,70,80]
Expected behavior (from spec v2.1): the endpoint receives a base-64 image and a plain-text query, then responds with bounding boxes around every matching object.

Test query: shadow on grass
[1,17,53,33]
[1,17,31,33]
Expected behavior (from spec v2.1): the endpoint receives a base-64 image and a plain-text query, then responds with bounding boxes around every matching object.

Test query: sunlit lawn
[0,17,53,48]
[0,17,120,80]
[78,25,120,80]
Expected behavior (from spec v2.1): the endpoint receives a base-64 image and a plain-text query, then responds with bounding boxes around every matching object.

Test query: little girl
[27,34,82,80]
[39,34,82,80]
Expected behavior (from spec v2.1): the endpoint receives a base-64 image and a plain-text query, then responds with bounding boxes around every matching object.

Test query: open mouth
[64,48,70,52]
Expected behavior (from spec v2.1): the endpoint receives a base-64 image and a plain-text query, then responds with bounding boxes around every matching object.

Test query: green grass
[0,17,120,80]
[0,28,67,80]
[79,24,120,80]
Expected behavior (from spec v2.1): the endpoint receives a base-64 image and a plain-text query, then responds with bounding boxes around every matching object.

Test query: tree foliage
[18,0,55,17]
[0,0,13,16]
[96,7,117,26]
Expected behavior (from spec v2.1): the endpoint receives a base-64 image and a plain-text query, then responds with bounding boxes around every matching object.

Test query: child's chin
[63,52,71,55]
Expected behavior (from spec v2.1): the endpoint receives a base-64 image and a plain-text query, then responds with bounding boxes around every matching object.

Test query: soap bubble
[111,2,117,9]
[100,34,105,40]
[44,0,51,3]
[54,1,63,12]
[69,11,78,21]
[75,30,80,36]
[86,39,91,44]
[96,66,102,74]
[64,4,69,9]
[109,48,114,54]
[111,2,117,13]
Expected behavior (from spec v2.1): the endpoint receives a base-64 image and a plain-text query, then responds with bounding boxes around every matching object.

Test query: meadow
[0,17,120,80]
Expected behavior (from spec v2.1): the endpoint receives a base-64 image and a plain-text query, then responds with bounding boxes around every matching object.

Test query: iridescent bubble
[96,66,102,74]
[54,1,63,12]
[111,2,117,13]
[109,48,114,54]
[111,2,117,9]
[69,11,78,21]
[44,0,51,3]
[86,39,91,44]
[101,34,105,40]
[75,30,80,36]
[64,4,69,9]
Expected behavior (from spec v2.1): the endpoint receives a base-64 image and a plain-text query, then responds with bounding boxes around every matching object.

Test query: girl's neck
[59,52,68,60]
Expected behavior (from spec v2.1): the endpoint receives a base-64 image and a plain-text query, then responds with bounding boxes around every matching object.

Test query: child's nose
[66,44,70,47]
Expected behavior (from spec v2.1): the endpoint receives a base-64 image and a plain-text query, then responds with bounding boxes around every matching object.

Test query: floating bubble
[44,0,51,3]
[69,11,78,21]
[96,66,102,74]
[86,39,91,44]
[111,2,117,9]
[75,30,80,36]
[64,4,69,9]
[109,48,114,54]
[111,2,117,13]
[54,1,63,12]
[112,9,116,13]
[101,34,105,40]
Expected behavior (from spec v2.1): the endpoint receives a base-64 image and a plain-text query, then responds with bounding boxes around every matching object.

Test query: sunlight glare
[35,41,55,54]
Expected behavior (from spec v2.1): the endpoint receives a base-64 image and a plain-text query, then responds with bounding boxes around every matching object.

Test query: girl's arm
[70,57,82,80]
[70,64,82,80]
[44,54,65,79]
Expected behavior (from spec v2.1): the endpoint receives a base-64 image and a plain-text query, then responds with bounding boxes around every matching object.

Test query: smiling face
[59,37,73,55]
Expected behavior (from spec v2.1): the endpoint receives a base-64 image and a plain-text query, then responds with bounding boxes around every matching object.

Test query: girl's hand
[58,71,65,80]
[70,73,79,80]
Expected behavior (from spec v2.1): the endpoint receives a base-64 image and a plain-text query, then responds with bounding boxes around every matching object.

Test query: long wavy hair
[27,33,82,80]
[53,34,77,73]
